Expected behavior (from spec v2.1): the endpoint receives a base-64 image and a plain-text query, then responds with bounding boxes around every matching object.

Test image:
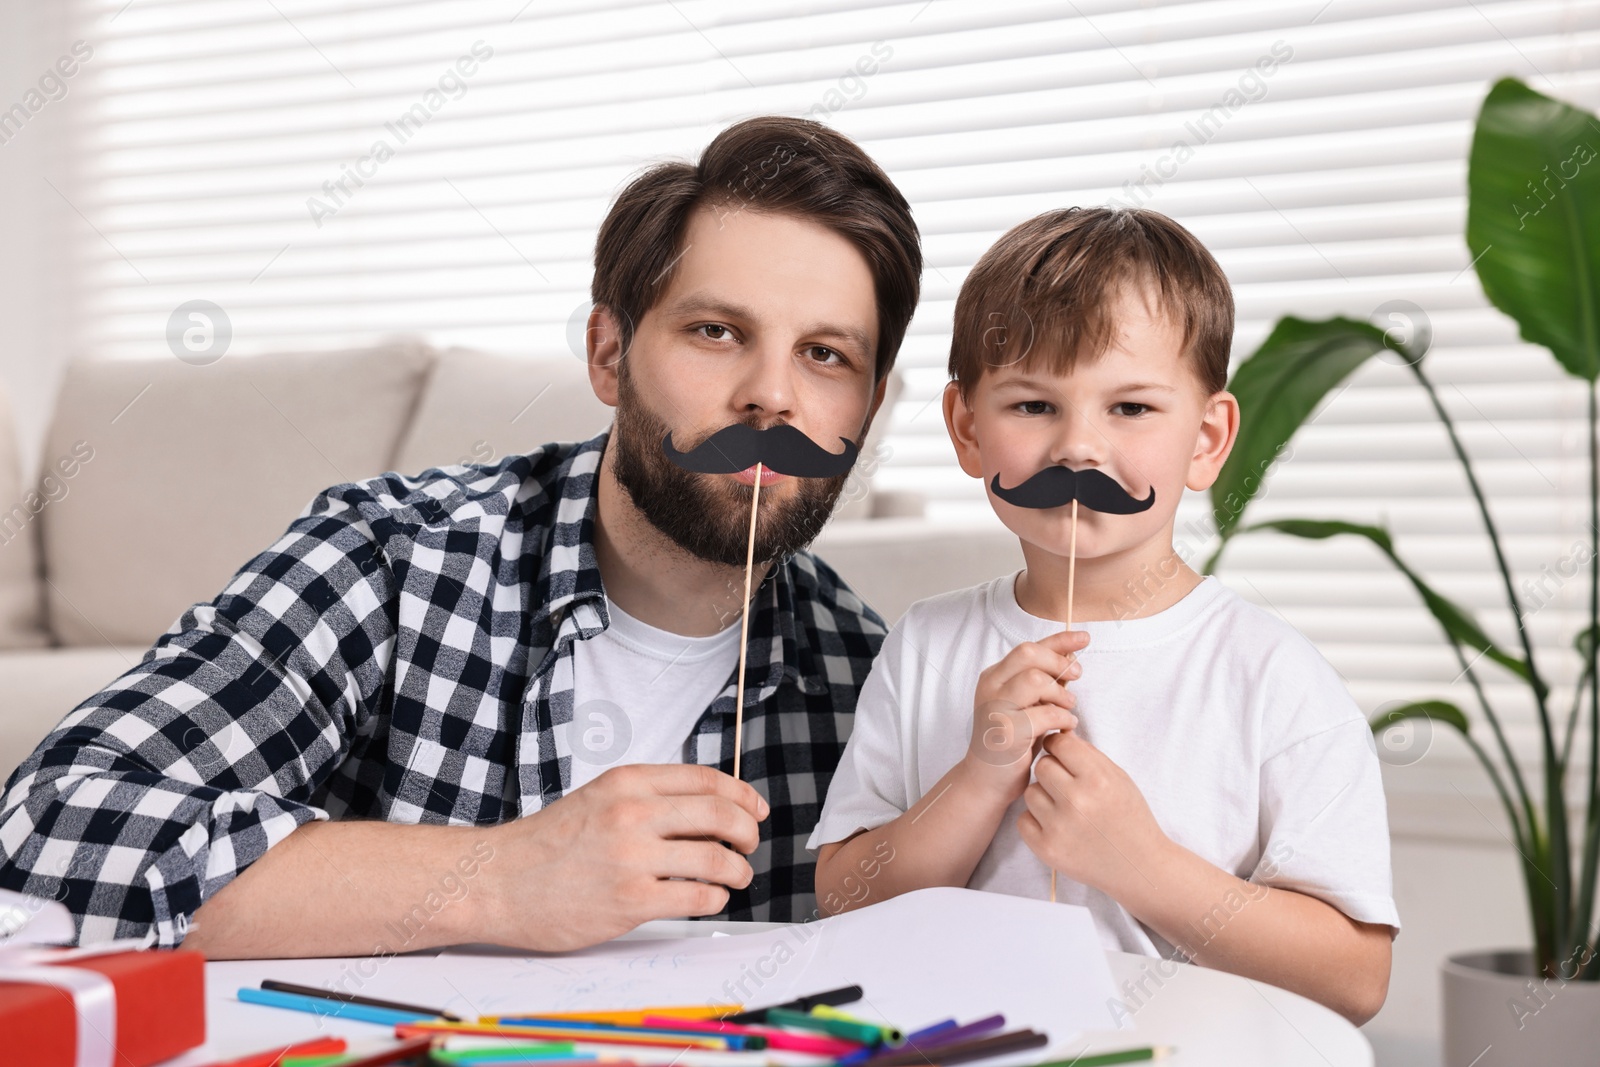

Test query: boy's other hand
[963,629,1090,797]
[1018,729,1169,897]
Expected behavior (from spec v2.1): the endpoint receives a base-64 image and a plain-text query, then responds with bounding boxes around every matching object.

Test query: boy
[808,207,1398,1026]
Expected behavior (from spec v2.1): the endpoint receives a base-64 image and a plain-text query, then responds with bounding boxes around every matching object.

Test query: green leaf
[1371,699,1471,738]
[1245,518,1535,689]
[1211,318,1391,542]
[1466,77,1600,382]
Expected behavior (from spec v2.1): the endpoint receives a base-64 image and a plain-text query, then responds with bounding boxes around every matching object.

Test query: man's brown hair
[593,115,922,383]
[948,206,1233,403]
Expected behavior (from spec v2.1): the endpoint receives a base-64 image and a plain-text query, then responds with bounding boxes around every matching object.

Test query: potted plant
[1206,77,1599,1063]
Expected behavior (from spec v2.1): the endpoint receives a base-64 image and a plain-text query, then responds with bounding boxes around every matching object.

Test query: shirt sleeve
[805,615,914,853]
[0,483,399,948]
[1249,636,1402,938]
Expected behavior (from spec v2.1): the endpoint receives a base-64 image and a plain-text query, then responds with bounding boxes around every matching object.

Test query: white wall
[0,0,84,487]
[1365,811,1531,1065]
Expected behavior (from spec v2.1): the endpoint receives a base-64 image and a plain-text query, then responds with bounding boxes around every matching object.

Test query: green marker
[1012,1046,1172,1066]
[765,1006,885,1045]
[429,1044,583,1063]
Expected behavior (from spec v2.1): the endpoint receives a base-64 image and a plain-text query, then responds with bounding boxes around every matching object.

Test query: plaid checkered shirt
[0,428,887,946]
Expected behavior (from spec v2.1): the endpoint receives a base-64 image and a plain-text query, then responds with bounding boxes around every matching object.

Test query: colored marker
[396,1020,732,1050]
[446,1062,600,1067]
[428,1047,596,1065]
[720,984,863,1023]
[763,1006,883,1045]
[869,1013,1006,1059]
[237,986,438,1026]
[637,1015,860,1055]
[262,978,465,1021]
[200,1036,348,1067]
[811,1005,905,1046]
[511,1006,741,1025]
[315,1037,436,1067]
[467,1017,763,1050]
[838,1019,958,1066]
[863,1028,1048,1067]
[1006,1049,1171,1067]
[903,1018,960,1044]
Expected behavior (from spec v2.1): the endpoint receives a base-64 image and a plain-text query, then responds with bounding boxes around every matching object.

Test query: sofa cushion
[0,382,50,649]
[810,515,1025,627]
[38,339,436,647]
[391,347,615,476]
[0,646,149,782]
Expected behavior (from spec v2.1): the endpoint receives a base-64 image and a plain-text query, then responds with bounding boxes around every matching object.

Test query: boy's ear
[942,381,986,479]
[1186,388,1241,492]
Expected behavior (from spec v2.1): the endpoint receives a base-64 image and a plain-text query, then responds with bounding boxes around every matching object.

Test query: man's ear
[942,380,985,479]
[586,304,628,408]
[1186,388,1241,492]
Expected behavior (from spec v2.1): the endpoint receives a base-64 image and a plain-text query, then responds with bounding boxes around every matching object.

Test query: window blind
[64,0,1600,821]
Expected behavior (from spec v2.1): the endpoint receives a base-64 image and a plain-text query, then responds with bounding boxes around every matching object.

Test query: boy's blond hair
[948,206,1233,404]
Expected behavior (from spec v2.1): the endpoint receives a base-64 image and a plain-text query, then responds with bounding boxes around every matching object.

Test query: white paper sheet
[183,887,1128,1067]
[411,886,1127,1062]
[780,886,1128,1048]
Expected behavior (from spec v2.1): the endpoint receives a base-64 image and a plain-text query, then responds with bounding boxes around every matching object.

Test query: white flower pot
[1442,949,1600,1066]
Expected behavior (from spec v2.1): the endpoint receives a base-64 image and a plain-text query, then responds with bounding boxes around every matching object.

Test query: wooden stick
[732,461,763,781]
[1051,497,1079,904]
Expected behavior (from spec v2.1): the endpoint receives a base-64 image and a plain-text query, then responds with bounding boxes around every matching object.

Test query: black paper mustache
[661,422,859,478]
[990,464,1156,514]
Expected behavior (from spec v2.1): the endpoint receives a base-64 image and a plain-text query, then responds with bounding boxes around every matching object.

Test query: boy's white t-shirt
[806,569,1402,959]
[567,594,742,789]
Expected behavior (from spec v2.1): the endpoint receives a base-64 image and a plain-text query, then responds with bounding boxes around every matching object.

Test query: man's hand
[477,762,769,951]
[1017,727,1168,896]
[181,761,768,960]
[962,629,1089,798]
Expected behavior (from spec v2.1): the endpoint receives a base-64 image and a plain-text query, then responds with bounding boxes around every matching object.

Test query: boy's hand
[1018,728,1170,897]
[963,629,1089,798]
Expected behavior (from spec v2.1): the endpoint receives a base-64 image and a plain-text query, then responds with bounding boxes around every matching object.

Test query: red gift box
[0,946,206,1067]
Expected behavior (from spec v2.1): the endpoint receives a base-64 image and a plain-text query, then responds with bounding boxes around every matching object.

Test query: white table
[167,921,1372,1067]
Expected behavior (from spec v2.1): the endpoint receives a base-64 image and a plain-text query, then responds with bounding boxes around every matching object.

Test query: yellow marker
[406,1020,731,1049]
[808,1005,906,1046]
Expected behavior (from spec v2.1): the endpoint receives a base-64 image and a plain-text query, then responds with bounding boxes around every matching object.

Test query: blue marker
[236,986,438,1026]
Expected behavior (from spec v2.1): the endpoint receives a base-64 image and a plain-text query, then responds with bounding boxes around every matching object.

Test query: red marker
[199,1036,347,1067]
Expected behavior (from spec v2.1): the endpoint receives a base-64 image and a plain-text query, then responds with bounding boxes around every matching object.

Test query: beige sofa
[0,339,1023,779]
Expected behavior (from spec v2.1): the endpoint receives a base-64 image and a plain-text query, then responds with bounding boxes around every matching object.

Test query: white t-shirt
[567,594,743,789]
[806,569,1402,959]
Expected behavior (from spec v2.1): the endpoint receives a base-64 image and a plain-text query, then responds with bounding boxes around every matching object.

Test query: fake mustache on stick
[661,423,859,477]
[990,464,1156,514]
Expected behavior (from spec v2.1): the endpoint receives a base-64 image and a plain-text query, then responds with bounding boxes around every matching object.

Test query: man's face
[946,284,1225,562]
[599,204,883,566]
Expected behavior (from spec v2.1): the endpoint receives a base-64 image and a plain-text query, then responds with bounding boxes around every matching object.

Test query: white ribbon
[0,935,156,1067]
[0,961,115,1067]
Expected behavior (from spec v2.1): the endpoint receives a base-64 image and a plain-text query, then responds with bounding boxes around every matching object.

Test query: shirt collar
[526,426,808,693]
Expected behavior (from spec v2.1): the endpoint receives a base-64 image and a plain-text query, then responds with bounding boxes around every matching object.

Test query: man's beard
[609,363,854,567]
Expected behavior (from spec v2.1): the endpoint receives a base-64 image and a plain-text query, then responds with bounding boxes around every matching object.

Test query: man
[0,115,922,957]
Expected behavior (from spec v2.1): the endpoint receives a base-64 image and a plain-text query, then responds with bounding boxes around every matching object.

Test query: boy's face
[943,284,1238,564]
